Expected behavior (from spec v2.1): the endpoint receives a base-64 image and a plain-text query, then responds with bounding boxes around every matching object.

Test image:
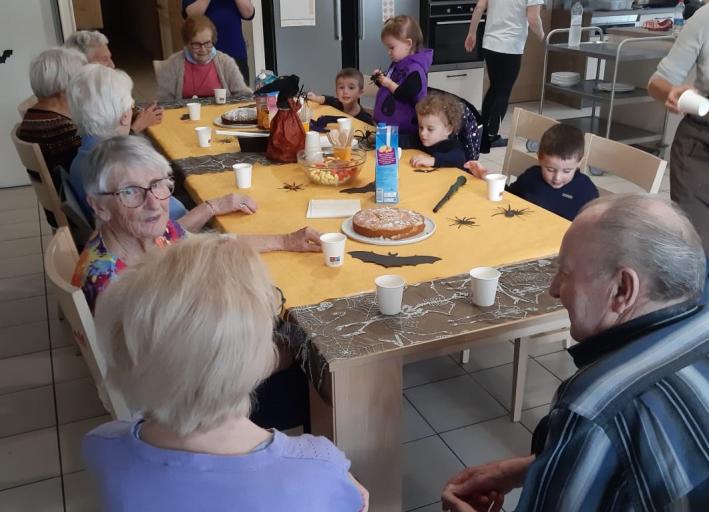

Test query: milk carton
[375,123,399,204]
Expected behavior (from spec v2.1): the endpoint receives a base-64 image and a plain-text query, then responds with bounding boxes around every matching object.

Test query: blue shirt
[518,299,709,511]
[507,166,599,221]
[182,0,254,61]
[83,421,364,512]
[69,135,187,222]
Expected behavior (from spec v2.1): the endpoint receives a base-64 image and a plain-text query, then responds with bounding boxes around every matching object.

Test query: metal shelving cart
[539,27,674,148]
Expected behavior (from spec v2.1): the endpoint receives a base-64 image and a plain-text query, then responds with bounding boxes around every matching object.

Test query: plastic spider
[492,204,532,218]
[449,216,478,229]
[280,182,305,192]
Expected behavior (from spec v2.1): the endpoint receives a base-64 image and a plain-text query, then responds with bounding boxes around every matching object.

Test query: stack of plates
[596,82,636,93]
[550,72,581,87]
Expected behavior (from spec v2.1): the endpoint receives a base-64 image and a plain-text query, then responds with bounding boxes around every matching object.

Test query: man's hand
[665,84,694,114]
[464,33,477,53]
[131,102,163,133]
[283,227,322,252]
[411,154,435,168]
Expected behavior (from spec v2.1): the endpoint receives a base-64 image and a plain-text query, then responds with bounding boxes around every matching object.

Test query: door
[271,0,342,96]
[156,0,173,59]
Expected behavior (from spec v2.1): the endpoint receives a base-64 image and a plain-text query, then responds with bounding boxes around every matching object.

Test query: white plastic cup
[469,267,501,307]
[337,117,352,134]
[214,88,227,104]
[320,232,346,267]
[375,274,406,315]
[233,163,252,189]
[484,173,507,202]
[305,130,321,151]
[678,89,709,117]
[195,126,211,148]
[186,102,201,120]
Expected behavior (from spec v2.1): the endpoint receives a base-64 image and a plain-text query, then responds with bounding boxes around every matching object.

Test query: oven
[420,0,485,70]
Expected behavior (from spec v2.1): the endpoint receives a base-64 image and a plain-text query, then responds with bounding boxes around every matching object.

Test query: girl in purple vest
[372,16,433,135]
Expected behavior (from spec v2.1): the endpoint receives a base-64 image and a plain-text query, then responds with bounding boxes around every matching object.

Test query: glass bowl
[297,147,367,186]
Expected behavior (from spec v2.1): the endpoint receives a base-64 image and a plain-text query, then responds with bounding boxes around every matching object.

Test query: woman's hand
[464,160,488,179]
[665,84,694,114]
[410,154,435,168]
[282,227,322,252]
[464,33,477,53]
[211,194,258,215]
[132,102,164,133]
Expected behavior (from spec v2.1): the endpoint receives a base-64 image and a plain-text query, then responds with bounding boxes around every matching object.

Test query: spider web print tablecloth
[288,257,564,401]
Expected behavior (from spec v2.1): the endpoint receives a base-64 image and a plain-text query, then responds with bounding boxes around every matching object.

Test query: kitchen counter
[607,26,673,37]
[590,6,675,16]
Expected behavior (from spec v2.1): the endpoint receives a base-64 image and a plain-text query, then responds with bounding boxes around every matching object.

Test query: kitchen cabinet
[428,67,484,107]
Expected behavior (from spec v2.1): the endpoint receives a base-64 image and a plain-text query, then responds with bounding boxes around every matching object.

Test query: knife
[433,175,467,213]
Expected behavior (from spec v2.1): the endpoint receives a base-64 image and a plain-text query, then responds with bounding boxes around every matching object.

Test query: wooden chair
[502,107,559,178]
[44,227,131,420]
[10,123,68,227]
[584,134,667,195]
[152,59,167,78]
[17,95,38,118]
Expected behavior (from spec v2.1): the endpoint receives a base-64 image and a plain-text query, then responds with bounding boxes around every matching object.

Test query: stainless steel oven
[420,0,485,71]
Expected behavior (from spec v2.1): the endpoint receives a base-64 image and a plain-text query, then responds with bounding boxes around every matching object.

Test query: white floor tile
[472,359,560,411]
[56,378,108,425]
[0,254,43,280]
[0,427,60,491]
[403,397,435,443]
[405,375,507,433]
[0,187,37,212]
[535,350,577,381]
[0,321,50,359]
[0,350,52,396]
[0,237,43,259]
[0,478,62,512]
[59,416,111,474]
[459,341,514,373]
[0,296,47,328]
[520,404,550,434]
[527,337,566,357]
[0,208,39,226]
[0,273,46,302]
[408,502,442,512]
[404,356,465,389]
[0,385,56,438]
[51,347,90,383]
[48,316,75,349]
[64,470,100,512]
[0,222,41,242]
[402,436,464,511]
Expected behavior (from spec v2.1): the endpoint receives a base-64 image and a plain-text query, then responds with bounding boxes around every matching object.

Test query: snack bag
[254,75,306,163]
[375,123,399,204]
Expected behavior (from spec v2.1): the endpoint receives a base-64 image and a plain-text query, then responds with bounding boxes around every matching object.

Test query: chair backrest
[152,59,167,78]
[585,134,667,194]
[17,95,38,118]
[503,108,559,177]
[44,227,131,420]
[10,124,69,227]
[58,167,95,251]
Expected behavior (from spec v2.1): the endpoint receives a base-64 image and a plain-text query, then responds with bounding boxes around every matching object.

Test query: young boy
[306,68,375,125]
[403,93,467,169]
[506,124,598,220]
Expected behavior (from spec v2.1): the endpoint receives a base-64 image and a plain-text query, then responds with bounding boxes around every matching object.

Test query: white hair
[84,135,171,198]
[67,63,133,137]
[94,234,279,436]
[64,30,109,59]
[582,194,706,302]
[29,47,87,99]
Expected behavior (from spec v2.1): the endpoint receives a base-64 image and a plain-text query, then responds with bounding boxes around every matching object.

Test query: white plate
[341,216,436,246]
[596,82,635,92]
[551,72,580,79]
[212,115,258,129]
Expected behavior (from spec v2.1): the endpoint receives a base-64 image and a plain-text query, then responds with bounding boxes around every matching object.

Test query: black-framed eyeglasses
[189,41,213,51]
[99,178,175,208]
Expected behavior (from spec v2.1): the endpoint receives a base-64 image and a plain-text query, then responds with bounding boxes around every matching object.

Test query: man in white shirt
[465,0,545,147]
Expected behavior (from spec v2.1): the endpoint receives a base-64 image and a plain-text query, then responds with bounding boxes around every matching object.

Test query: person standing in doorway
[464,0,544,148]
[183,0,255,84]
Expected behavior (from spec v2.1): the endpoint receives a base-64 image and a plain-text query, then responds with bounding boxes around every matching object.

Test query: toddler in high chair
[372,15,432,135]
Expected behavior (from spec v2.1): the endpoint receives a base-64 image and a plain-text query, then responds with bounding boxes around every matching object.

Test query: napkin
[306,199,361,219]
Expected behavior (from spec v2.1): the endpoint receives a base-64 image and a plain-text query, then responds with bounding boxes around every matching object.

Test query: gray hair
[84,135,171,197]
[67,63,133,137]
[29,47,87,98]
[582,194,706,302]
[64,30,109,59]
[94,234,279,435]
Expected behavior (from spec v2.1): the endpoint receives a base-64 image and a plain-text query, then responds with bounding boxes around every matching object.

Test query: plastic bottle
[569,2,583,47]
[673,0,685,35]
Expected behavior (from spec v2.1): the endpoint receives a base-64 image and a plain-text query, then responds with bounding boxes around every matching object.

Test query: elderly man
[442,194,708,512]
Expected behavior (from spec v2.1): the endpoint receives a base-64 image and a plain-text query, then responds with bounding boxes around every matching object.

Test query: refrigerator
[261,0,419,107]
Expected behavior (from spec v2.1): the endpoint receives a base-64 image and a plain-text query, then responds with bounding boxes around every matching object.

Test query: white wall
[1,0,62,188]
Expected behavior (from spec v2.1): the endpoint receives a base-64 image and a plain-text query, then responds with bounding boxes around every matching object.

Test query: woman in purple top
[84,234,368,512]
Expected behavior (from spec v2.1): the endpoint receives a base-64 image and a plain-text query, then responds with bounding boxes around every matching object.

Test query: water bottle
[569,2,583,47]
[673,0,685,35]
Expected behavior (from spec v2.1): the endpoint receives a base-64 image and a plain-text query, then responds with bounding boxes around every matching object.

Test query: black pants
[481,50,522,137]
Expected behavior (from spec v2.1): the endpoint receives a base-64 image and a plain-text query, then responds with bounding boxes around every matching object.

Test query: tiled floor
[1,99,671,510]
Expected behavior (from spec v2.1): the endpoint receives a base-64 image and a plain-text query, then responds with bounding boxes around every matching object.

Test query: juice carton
[375,124,399,204]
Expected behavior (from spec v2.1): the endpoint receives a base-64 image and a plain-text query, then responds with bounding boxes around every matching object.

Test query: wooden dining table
[146,101,571,511]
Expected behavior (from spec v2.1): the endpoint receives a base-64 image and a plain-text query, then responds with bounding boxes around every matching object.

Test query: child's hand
[306,91,325,104]
[411,154,435,168]
[371,69,384,85]
[464,160,488,179]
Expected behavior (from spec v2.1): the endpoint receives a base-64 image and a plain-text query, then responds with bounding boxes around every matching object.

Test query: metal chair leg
[511,337,530,422]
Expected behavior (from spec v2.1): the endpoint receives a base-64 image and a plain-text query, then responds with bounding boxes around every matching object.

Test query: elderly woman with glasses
[72,135,321,312]
[85,234,368,511]
[156,14,251,100]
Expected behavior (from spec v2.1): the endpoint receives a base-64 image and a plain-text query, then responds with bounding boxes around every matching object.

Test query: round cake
[352,207,425,240]
[221,107,257,125]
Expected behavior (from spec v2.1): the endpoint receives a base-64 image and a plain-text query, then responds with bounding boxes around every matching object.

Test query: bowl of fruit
[297,147,367,186]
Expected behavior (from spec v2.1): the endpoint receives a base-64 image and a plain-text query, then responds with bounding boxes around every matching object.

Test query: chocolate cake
[221,107,257,126]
